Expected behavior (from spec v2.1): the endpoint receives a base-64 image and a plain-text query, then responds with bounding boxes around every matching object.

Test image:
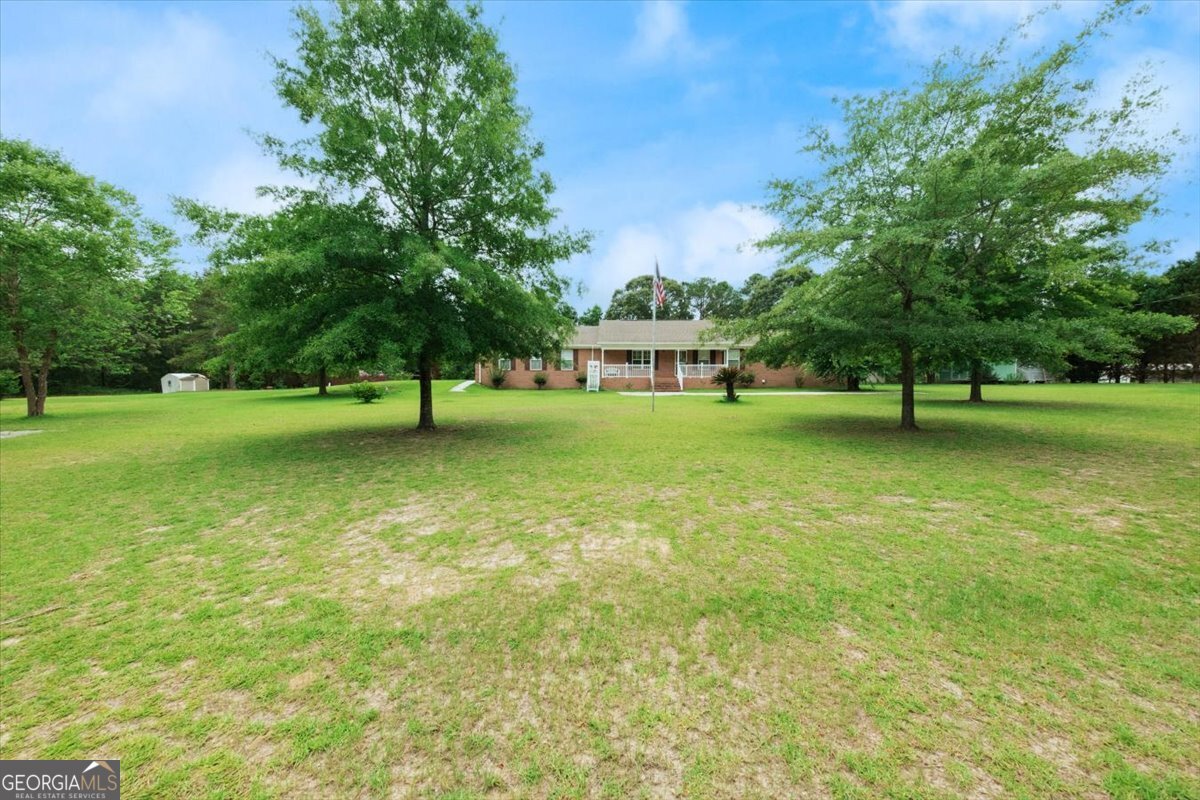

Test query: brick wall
[478,357,840,390]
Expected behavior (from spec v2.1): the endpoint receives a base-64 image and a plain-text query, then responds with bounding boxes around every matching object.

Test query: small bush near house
[575,373,588,388]
[489,368,507,389]
[737,370,756,388]
[533,373,548,389]
[794,374,806,389]
[350,382,383,403]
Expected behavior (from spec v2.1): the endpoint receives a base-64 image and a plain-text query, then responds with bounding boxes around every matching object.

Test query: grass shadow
[756,409,1181,466]
[918,397,1121,412]
[176,415,564,475]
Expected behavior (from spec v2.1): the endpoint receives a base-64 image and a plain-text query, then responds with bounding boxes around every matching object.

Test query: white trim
[528,356,544,371]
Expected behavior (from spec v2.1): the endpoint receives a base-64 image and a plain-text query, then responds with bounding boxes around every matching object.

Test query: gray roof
[164,373,206,379]
[568,319,741,348]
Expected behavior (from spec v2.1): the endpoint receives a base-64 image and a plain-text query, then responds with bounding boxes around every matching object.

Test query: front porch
[596,347,739,391]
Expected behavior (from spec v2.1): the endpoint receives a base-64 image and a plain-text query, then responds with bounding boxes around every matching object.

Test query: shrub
[794,374,806,389]
[712,366,751,402]
[489,368,507,388]
[533,372,548,389]
[575,372,588,388]
[350,382,383,403]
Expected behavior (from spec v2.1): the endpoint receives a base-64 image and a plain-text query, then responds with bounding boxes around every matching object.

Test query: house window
[560,349,574,371]
[727,349,741,367]
[498,357,512,371]
[529,356,543,370]
[696,349,711,365]
[630,350,652,368]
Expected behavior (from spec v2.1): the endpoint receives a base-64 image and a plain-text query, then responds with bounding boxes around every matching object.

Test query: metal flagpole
[651,260,657,413]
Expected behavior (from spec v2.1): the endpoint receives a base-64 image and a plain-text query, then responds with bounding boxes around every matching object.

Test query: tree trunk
[417,356,436,431]
[899,343,918,431]
[226,363,237,390]
[317,366,328,396]
[968,362,985,403]
[846,375,861,392]
[16,346,37,417]
[31,333,55,417]
[725,380,736,401]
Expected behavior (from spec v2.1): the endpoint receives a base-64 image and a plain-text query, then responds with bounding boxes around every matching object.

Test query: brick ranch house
[475,319,831,391]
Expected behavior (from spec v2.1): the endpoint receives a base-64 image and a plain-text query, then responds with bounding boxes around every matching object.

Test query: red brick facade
[476,352,833,390]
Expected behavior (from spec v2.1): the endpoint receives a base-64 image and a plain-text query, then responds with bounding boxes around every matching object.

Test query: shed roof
[164,373,206,380]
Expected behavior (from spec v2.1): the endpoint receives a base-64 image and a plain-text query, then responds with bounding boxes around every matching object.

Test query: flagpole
[651,260,657,413]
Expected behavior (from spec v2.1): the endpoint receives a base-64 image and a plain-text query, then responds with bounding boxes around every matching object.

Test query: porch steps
[654,379,680,393]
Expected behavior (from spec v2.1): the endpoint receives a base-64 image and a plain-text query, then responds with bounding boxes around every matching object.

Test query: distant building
[936,364,1054,383]
[161,373,210,393]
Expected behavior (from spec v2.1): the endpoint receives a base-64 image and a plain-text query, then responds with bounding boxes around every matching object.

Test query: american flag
[653,261,666,308]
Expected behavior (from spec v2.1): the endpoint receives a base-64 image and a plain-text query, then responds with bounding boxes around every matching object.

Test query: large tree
[0,138,174,416]
[759,61,982,429]
[604,274,690,320]
[578,304,602,326]
[685,277,743,319]
[179,193,387,395]
[757,5,1186,429]
[268,0,588,429]
[1135,253,1199,382]
[167,268,240,389]
[739,266,815,318]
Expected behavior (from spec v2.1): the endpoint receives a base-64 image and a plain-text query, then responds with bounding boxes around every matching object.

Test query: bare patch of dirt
[347,498,444,538]
[1031,735,1082,780]
[226,506,267,529]
[377,564,466,604]
[875,494,917,504]
[460,541,526,570]
[915,751,1003,799]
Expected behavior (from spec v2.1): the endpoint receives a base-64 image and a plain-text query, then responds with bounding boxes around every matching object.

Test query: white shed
[161,373,210,393]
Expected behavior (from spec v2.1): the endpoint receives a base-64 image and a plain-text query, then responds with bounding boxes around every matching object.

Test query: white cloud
[87,11,236,125]
[873,0,1095,61]
[1092,48,1200,158]
[627,0,710,64]
[194,151,304,215]
[579,202,779,306]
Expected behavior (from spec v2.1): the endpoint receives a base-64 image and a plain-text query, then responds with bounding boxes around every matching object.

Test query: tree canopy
[751,4,1191,428]
[604,274,690,320]
[0,138,175,416]
[265,0,589,429]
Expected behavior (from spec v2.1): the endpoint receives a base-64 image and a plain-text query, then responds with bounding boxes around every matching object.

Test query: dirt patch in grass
[460,540,526,570]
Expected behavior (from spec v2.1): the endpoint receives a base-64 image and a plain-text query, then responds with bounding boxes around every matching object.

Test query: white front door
[586,360,600,392]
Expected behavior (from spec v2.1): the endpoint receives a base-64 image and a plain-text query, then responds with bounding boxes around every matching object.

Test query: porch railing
[677,364,722,379]
[601,364,652,379]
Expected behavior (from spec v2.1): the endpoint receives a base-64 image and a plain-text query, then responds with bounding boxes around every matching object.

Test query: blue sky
[2,0,1198,310]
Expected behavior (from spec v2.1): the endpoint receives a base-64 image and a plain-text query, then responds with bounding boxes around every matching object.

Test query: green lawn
[1,382,1197,799]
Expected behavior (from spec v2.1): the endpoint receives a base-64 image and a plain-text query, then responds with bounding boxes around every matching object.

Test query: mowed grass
[1,382,1197,799]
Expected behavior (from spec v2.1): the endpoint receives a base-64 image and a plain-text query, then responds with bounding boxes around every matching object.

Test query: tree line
[573,267,814,324]
[2,0,1196,430]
